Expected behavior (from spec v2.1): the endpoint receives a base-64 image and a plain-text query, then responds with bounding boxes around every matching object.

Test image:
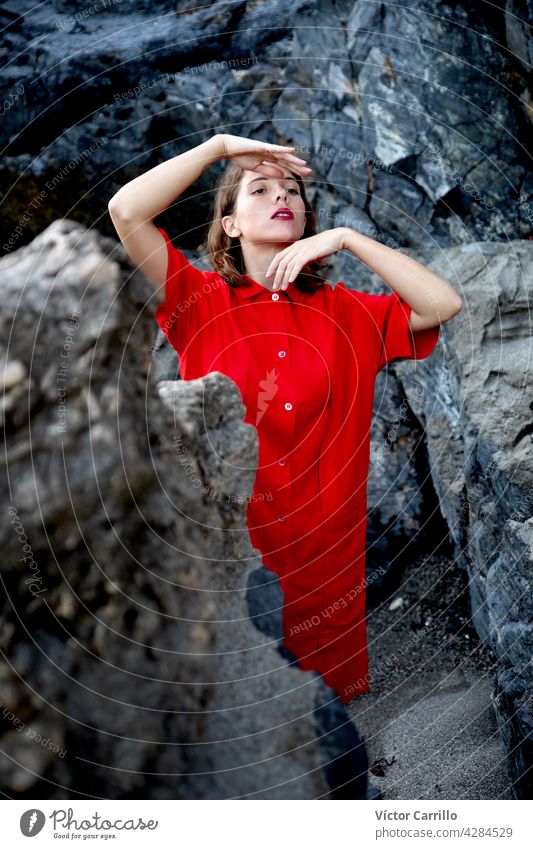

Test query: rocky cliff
[1,0,531,798]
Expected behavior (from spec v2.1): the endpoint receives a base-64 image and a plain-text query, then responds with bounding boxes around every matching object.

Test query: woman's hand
[219,133,312,179]
[266,228,347,290]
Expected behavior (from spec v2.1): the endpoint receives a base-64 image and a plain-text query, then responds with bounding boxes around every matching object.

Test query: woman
[108,133,462,704]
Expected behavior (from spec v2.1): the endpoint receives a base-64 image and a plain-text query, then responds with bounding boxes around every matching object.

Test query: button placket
[270,289,293,528]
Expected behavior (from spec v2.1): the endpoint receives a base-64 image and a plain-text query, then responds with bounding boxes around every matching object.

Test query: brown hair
[205,160,330,294]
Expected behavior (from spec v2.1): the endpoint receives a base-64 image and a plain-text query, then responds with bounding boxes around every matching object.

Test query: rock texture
[345,544,514,800]
[392,239,533,799]
[0,220,368,799]
[0,0,531,800]
[0,0,531,252]
[156,380,369,800]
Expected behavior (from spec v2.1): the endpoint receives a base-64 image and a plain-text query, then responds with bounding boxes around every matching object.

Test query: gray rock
[0,1,530,251]
[391,239,533,798]
[1,0,530,798]
[0,219,367,799]
[505,0,533,80]
[346,548,513,800]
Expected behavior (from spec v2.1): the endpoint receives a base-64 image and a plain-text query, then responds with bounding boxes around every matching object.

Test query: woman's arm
[108,134,225,223]
[265,228,463,329]
[108,134,309,290]
[339,228,463,330]
[107,135,226,289]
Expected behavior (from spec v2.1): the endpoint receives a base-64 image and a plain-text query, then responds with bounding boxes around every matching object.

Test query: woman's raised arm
[107,135,226,289]
[107,133,309,290]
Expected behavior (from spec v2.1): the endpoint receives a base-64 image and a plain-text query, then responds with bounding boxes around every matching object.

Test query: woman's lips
[271,209,294,220]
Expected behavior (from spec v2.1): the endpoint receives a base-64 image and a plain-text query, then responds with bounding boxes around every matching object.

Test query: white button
[278,350,286,358]
[284,402,292,411]
[277,513,285,522]
[271,292,280,301]
[279,458,287,467]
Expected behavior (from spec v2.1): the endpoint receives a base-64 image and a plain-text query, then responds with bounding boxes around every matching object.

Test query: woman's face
[225,167,307,245]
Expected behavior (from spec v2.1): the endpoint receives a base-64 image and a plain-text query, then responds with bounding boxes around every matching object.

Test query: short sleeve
[153,227,210,353]
[335,283,440,373]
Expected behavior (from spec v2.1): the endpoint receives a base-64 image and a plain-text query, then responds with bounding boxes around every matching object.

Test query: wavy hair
[205,160,330,294]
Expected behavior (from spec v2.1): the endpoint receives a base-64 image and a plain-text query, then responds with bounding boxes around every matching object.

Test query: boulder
[0,219,367,799]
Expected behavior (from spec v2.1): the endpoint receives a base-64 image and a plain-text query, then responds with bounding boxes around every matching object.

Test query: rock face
[0,220,368,799]
[1,0,531,800]
[392,240,533,799]
[0,0,531,252]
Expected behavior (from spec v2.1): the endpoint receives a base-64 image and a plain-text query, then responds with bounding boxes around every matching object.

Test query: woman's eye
[252,187,299,195]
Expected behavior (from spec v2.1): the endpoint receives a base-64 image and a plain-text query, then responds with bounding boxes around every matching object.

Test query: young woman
[108,134,462,705]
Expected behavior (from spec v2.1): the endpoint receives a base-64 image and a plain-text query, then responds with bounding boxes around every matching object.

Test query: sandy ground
[346,549,514,800]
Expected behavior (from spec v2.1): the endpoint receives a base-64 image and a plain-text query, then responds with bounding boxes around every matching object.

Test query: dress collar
[229,274,305,302]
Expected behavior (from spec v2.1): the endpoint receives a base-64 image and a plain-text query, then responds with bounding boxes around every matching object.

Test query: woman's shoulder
[295,279,362,303]
[330,280,377,313]
[328,282,404,339]
[332,281,379,303]
[156,226,229,298]
[332,280,398,314]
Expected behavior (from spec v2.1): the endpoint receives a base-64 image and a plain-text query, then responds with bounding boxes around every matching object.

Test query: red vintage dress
[154,227,440,704]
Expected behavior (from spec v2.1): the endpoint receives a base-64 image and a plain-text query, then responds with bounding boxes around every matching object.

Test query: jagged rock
[0,220,367,799]
[1,0,531,800]
[392,239,533,799]
[504,0,533,123]
[0,0,530,250]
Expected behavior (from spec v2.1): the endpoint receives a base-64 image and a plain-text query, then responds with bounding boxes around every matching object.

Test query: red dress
[154,227,440,704]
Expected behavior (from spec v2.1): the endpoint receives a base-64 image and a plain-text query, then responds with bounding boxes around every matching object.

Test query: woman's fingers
[253,162,288,178]
[253,159,311,179]
[223,135,294,159]
[265,149,311,168]
[262,154,312,174]
[263,143,296,153]
[223,137,312,173]
[265,146,308,164]
[251,165,283,178]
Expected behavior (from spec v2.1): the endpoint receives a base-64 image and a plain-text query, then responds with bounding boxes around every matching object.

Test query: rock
[0,1,530,249]
[347,548,512,800]
[492,666,533,801]
[392,239,533,799]
[0,0,530,798]
[504,0,533,119]
[0,220,368,799]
